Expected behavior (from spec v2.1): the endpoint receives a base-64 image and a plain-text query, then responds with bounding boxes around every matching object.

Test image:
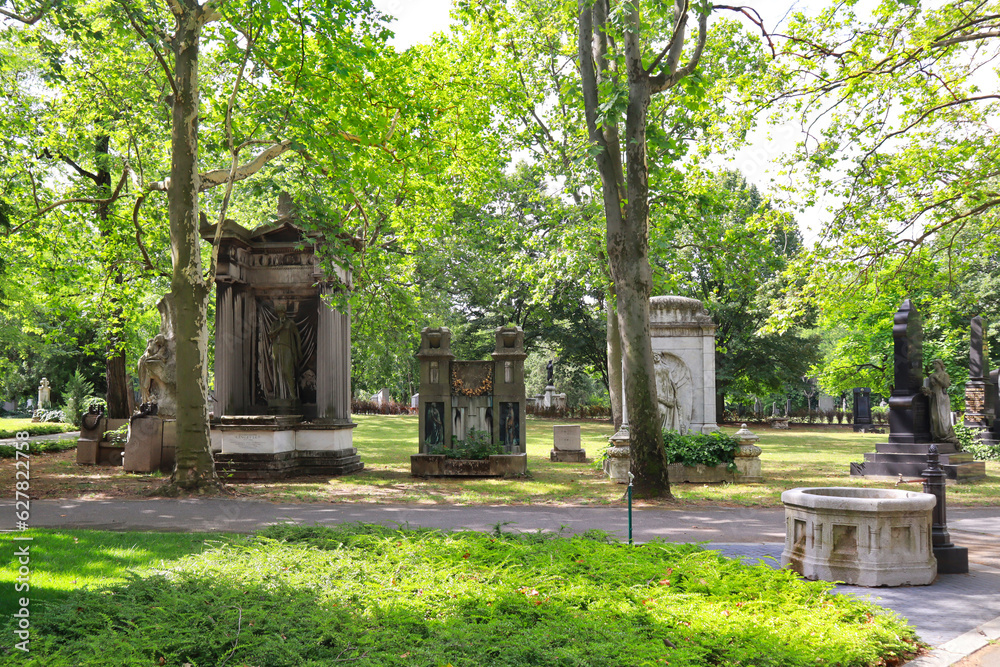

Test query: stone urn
[426,330,444,349]
[733,423,762,483]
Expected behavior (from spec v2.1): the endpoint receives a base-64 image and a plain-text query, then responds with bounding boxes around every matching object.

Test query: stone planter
[667,462,734,483]
[781,487,937,587]
[411,453,527,477]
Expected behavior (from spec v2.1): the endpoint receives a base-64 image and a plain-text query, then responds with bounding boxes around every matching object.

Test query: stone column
[491,326,527,453]
[416,328,455,454]
[316,282,351,422]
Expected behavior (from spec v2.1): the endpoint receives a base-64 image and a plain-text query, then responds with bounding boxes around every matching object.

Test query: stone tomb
[851,300,984,481]
[201,201,361,480]
[412,326,527,476]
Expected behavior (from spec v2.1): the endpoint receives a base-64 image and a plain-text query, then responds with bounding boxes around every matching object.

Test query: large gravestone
[200,199,362,480]
[851,300,985,481]
[412,326,528,476]
[649,296,718,434]
[964,316,998,442]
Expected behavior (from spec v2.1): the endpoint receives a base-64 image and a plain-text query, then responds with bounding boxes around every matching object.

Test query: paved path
[2,498,998,666]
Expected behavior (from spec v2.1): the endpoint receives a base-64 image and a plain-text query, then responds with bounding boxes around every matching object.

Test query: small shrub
[954,422,1000,460]
[662,429,740,471]
[104,423,129,445]
[428,427,503,459]
[62,369,97,427]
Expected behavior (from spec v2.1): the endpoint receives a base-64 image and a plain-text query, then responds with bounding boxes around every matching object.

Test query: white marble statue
[37,378,51,409]
[654,352,693,434]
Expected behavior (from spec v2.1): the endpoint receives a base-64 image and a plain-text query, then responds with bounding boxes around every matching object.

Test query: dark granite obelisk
[965,316,990,430]
[851,300,986,481]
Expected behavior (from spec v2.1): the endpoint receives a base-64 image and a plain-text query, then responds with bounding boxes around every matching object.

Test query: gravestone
[649,296,718,435]
[551,424,586,462]
[817,393,835,413]
[412,326,528,476]
[604,295,718,483]
[373,389,390,406]
[199,198,361,480]
[964,317,996,440]
[124,296,179,472]
[852,387,872,432]
[851,300,985,481]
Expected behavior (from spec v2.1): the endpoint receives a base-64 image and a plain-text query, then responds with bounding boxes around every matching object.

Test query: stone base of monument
[934,544,969,574]
[209,416,360,480]
[781,487,937,587]
[123,416,176,473]
[77,415,129,466]
[550,425,587,462]
[410,453,527,477]
[851,442,986,481]
[668,462,735,483]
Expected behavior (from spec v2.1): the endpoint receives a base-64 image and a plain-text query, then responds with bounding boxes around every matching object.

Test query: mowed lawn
[232,415,1000,507]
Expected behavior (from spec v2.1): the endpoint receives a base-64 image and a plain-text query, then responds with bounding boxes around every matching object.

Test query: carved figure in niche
[922,359,959,444]
[269,303,302,400]
[299,369,317,404]
[37,378,51,409]
[546,359,554,385]
[654,352,693,434]
[501,402,519,448]
[425,402,444,446]
[430,361,439,384]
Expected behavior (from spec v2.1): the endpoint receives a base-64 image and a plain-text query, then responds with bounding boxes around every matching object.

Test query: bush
[662,429,740,471]
[0,437,77,458]
[351,398,409,415]
[427,427,503,459]
[62,369,98,427]
[34,408,66,423]
[955,422,1000,461]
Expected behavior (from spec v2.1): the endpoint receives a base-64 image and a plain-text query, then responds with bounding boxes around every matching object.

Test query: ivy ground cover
[1,525,919,666]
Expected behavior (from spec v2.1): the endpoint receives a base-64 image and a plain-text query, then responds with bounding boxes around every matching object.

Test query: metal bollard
[627,471,634,545]
[921,444,968,574]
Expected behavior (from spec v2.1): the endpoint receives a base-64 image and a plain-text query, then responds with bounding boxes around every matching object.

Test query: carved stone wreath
[451,362,494,397]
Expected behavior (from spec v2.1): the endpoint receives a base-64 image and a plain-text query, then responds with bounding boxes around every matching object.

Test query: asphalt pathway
[2,498,998,666]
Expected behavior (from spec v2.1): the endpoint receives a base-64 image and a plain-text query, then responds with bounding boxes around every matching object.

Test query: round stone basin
[783,487,936,512]
[780,487,937,587]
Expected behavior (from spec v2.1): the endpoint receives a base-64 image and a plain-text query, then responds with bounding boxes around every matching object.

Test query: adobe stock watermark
[9,430,32,653]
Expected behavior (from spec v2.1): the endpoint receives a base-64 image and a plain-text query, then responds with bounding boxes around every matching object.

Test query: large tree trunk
[168,5,218,489]
[579,0,670,498]
[607,297,622,430]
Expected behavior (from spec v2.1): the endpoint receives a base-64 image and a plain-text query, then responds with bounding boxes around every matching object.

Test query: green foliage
[429,427,503,459]
[103,423,129,446]
[662,430,740,471]
[956,423,1000,461]
[0,419,76,439]
[61,369,96,427]
[0,437,76,458]
[2,524,920,666]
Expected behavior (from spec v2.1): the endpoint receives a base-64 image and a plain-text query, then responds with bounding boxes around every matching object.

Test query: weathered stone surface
[553,425,582,451]
[781,487,937,587]
[667,462,734,484]
[603,442,631,483]
[410,453,527,477]
[648,296,718,435]
[550,449,587,463]
[76,439,99,465]
[123,416,163,473]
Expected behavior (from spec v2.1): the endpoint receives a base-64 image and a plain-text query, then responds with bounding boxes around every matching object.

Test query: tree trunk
[94,134,131,420]
[716,390,725,424]
[607,296,622,429]
[168,6,218,489]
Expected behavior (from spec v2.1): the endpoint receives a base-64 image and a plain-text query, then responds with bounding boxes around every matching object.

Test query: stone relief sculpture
[136,296,177,418]
[923,358,959,444]
[654,352,693,434]
[268,303,302,400]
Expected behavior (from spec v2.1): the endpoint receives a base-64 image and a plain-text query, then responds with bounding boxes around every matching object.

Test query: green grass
[0,525,921,666]
[233,415,1000,507]
[0,530,245,617]
[0,418,76,440]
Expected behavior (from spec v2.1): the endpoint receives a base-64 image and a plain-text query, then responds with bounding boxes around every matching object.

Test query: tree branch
[148,139,294,192]
[0,0,51,24]
[10,169,129,234]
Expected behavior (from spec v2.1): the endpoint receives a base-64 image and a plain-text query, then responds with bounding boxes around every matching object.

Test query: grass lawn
[3,414,998,506]
[0,418,77,440]
[0,525,921,666]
